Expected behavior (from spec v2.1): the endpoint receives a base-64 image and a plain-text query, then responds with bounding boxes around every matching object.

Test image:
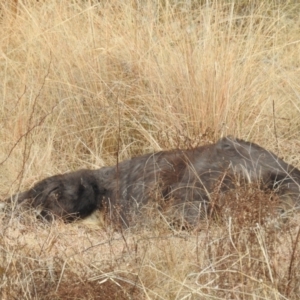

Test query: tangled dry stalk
[1,0,300,299]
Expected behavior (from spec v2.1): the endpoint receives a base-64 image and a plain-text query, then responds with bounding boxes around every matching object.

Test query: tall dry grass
[1,0,300,299]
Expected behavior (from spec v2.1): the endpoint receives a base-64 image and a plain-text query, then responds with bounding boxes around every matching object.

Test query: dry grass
[1,0,300,299]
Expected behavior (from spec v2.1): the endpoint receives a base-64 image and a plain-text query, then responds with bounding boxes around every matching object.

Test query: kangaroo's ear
[8,190,31,204]
[7,185,44,205]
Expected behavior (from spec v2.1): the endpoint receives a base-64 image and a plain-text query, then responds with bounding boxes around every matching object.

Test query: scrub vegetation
[1,0,300,299]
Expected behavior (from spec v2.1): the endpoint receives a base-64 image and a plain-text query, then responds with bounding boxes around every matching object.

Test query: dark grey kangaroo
[7,136,300,226]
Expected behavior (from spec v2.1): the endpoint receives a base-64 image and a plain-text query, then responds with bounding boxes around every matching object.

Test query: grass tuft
[1,1,300,299]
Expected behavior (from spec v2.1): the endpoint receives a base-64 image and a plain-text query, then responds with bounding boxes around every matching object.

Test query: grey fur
[7,136,300,226]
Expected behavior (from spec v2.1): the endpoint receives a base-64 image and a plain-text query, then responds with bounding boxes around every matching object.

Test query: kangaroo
[7,136,300,227]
